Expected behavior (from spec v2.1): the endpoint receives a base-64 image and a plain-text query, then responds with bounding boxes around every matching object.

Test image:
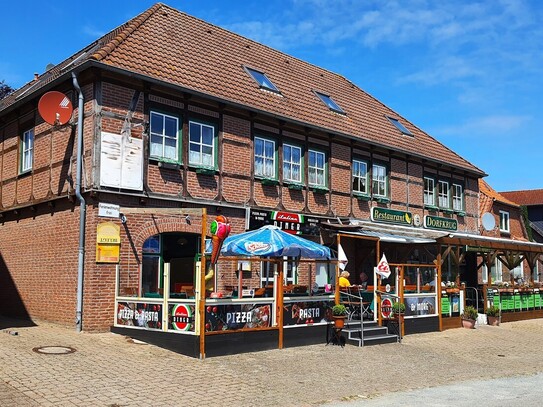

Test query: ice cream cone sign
[205,215,231,292]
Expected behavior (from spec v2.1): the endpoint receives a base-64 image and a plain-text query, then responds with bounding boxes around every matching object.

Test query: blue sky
[2,0,542,192]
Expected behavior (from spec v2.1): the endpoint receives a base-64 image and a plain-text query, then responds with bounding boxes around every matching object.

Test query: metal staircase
[342,319,399,347]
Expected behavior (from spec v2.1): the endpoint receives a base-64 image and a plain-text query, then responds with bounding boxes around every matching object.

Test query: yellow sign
[96,222,120,263]
[97,222,120,244]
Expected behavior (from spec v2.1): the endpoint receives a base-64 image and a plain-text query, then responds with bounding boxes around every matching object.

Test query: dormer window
[245,67,280,93]
[315,91,345,114]
[386,116,412,136]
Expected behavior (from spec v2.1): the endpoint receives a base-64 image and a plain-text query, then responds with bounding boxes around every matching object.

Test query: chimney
[34,73,39,81]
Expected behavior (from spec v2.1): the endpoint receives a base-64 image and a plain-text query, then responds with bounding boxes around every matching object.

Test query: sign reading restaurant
[371,207,413,226]
[424,215,458,231]
[248,209,321,235]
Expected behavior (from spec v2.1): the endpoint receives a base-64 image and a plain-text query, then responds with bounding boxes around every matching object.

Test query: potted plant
[461,305,478,329]
[486,305,500,326]
[391,301,406,318]
[331,304,348,329]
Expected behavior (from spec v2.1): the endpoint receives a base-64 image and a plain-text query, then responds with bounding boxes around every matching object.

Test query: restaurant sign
[169,303,196,332]
[424,215,458,231]
[371,207,413,226]
[205,303,271,332]
[404,296,437,317]
[248,209,321,235]
[116,301,162,331]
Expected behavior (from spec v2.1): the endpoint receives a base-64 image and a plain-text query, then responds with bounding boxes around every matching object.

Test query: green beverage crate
[441,297,450,315]
[527,294,535,309]
[536,293,543,308]
[514,294,521,310]
[502,294,513,311]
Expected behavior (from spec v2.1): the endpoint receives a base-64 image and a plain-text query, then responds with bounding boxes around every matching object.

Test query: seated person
[339,271,351,288]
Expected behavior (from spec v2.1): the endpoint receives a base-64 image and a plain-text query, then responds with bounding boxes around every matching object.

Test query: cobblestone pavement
[2,316,543,407]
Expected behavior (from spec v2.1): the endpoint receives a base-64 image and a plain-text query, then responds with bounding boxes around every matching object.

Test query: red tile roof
[500,189,543,206]
[479,179,519,209]
[1,3,485,176]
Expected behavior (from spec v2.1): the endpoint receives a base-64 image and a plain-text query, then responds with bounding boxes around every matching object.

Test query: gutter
[72,72,86,333]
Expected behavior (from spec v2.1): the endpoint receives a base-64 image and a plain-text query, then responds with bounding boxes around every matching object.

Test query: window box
[374,196,390,204]
[195,167,216,175]
[455,211,466,217]
[424,204,439,211]
[442,208,454,215]
[310,185,328,194]
[286,183,303,190]
[354,193,371,201]
[259,178,279,186]
[158,161,181,170]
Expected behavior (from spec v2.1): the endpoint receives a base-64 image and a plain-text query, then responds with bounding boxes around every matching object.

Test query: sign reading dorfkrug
[371,207,412,226]
[424,215,458,231]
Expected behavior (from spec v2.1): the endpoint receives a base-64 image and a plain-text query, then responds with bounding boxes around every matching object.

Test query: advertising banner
[404,296,437,317]
[205,303,272,332]
[168,303,196,332]
[283,301,334,325]
[116,301,162,330]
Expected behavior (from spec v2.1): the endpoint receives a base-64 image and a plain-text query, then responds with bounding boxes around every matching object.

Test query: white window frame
[21,129,34,173]
[254,137,276,179]
[499,210,510,233]
[511,262,523,280]
[149,111,180,162]
[452,183,463,211]
[308,149,326,187]
[283,143,302,183]
[424,177,435,206]
[438,180,450,208]
[482,259,503,283]
[352,159,368,195]
[372,164,387,197]
[188,120,215,168]
[533,262,540,283]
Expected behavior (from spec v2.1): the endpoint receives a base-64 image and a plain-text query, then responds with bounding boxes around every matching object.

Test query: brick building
[1,4,542,349]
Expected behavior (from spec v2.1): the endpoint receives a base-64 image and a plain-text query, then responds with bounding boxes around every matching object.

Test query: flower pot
[333,316,346,329]
[461,318,476,329]
[487,316,500,326]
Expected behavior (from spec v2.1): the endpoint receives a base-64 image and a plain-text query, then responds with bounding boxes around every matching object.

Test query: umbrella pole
[277,260,284,349]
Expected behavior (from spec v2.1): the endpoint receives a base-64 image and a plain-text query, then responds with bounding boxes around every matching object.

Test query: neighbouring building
[1,4,542,355]
[501,189,543,243]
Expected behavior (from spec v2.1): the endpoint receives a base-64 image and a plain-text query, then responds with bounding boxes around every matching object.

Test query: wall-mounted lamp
[185,215,192,225]
[120,213,127,224]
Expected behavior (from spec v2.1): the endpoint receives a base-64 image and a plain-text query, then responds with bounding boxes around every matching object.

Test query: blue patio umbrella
[220,225,332,259]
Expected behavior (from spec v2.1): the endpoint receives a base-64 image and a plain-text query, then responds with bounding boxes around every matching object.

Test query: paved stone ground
[1,316,543,406]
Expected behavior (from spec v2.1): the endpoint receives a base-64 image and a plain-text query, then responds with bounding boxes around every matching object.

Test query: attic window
[315,91,345,114]
[387,116,412,136]
[245,67,280,93]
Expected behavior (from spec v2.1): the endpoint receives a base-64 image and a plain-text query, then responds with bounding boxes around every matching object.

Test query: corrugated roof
[1,3,484,176]
[500,189,543,206]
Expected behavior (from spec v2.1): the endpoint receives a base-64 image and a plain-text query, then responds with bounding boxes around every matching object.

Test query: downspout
[72,72,86,332]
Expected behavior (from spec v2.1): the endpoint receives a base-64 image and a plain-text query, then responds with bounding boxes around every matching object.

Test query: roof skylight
[245,67,280,93]
[315,91,345,114]
[387,116,413,136]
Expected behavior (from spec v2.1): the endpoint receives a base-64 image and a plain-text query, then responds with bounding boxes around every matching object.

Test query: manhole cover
[32,346,76,355]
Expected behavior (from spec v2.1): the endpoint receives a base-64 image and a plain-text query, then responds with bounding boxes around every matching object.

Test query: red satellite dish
[38,91,73,125]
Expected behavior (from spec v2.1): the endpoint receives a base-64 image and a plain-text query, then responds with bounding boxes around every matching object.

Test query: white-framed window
[533,262,540,283]
[20,129,34,173]
[499,211,510,233]
[189,120,215,168]
[308,149,326,187]
[283,143,302,183]
[254,137,276,178]
[453,183,463,211]
[150,111,180,161]
[482,259,503,283]
[372,164,387,197]
[424,177,435,206]
[511,262,523,280]
[259,258,296,286]
[352,159,368,194]
[438,180,450,208]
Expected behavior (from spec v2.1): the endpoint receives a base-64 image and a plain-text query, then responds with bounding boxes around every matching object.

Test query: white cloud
[436,114,531,138]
